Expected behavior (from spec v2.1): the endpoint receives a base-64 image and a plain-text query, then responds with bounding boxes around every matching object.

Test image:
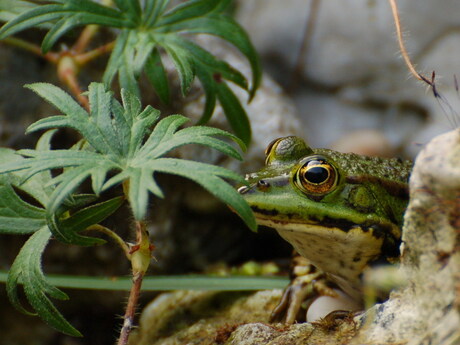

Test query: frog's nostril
[257,180,270,191]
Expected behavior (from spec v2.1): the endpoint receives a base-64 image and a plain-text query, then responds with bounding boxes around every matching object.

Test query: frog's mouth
[250,205,379,234]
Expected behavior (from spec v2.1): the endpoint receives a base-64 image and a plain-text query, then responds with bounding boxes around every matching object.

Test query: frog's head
[238,137,404,292]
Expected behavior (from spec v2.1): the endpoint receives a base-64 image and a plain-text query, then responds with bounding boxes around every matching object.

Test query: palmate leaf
[0,0,261,145]
[0,82,256,229]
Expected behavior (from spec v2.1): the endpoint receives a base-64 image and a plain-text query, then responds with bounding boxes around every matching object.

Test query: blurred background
[0,0,458,344]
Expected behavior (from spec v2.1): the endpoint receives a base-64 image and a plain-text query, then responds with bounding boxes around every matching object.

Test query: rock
[352,128,460,344]
[129,290,283,345]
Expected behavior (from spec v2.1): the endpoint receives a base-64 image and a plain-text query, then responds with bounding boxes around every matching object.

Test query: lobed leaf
[0,82,255,230]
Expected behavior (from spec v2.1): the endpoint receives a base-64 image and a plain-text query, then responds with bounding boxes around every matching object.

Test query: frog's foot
[270,256,338,324]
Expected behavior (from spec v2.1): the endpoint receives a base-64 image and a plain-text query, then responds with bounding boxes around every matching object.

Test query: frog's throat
[257,217,388,301]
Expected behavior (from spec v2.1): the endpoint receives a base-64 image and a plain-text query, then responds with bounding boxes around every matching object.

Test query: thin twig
[86,224,131,258]
[73,24,99,54]
[2,37,59,63]
[388,0,433,87]
[75,41,115,65]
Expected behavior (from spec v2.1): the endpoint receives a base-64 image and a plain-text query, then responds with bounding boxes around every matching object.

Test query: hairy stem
[117,270,144,345]
[117,221,153,345]
[388,0,433,87]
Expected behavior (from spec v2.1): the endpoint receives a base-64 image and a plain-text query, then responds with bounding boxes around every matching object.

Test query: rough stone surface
[129,290,283,345]
[351,128,460,345]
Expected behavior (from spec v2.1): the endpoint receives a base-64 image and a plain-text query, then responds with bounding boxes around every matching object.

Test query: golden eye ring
[294,156,338,195]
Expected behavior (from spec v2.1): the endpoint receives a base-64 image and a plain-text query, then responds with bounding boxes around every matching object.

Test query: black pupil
[305,166,329,184]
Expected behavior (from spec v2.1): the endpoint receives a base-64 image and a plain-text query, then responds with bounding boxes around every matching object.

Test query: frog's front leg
[271,253,361,324]
[270,254,337,323]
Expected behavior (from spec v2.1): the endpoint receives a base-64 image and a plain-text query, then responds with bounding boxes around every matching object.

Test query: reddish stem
[117,221,152,345]
[117,271,144,345]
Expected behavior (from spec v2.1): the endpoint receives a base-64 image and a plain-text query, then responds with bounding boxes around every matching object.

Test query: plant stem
[75,41,115,65]
[86,224,131,258]
[2,37,59,62]
[73,24,99,54]
[117,221,153,345]
[117,270,144,345]
[57,55,90,111]
[388,0,433,87]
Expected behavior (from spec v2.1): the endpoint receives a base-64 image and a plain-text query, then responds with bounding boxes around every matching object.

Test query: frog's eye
[294,156,338,195]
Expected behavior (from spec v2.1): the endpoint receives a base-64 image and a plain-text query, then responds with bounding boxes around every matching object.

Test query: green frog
[238,136,412,323]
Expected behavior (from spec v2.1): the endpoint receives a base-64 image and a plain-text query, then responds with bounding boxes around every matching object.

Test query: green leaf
[0,270,290,291]
[0,144,52,235]
[0,0,39,23]
[216,82,251,145]
[148,158,256,231]
[0,83,255,228]
[161,38,195,96]
[143,0,169,27]
[0,180,46,234]
[144,47,170,104]
[48,196,124,246]
[6,227,82,337]
[159,13,261,99]
[0,0,261,141]
[0,1,129,52]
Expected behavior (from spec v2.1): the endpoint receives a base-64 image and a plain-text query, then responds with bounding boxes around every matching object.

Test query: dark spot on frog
[250,205,279,216]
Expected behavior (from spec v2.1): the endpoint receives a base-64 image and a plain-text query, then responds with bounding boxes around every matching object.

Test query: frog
[238,136,412,323]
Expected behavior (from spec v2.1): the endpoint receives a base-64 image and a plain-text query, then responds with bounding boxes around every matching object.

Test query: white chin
[306,289,362,322]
